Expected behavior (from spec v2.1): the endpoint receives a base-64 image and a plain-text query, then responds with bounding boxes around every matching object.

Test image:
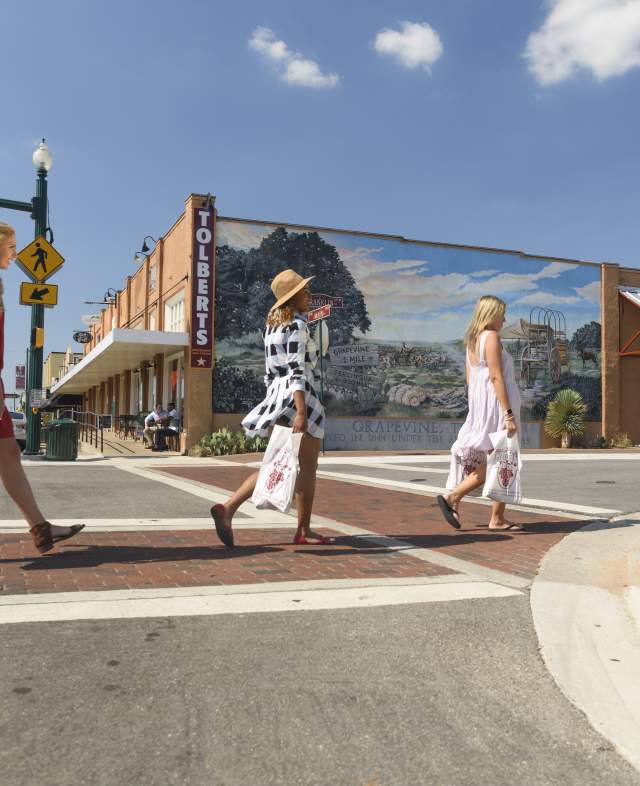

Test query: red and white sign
[15,364,26,391]
[190,205,215,369]
[310,293,343,309]
[308,304,332,323]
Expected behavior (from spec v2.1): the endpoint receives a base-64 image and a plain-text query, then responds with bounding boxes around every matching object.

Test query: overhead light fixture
[140,235,157,254]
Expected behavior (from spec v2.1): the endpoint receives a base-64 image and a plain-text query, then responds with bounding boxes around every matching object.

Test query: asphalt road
[2,596,637,786]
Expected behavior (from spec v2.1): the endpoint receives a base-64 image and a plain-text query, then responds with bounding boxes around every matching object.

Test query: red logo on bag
[266,461,286,491]
[457,448,485,479]
[495,448,518,490]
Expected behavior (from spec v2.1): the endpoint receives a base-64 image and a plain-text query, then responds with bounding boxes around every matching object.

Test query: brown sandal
[29,522,85,554]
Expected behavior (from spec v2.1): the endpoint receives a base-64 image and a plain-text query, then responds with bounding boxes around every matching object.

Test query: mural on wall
[213,219,601,448]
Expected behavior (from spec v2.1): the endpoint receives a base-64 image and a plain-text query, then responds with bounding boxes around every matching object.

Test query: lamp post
[24,140,53,454]
[0,140,53,454]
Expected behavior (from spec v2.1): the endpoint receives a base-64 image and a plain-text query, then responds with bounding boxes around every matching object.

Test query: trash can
[45,419,79,462]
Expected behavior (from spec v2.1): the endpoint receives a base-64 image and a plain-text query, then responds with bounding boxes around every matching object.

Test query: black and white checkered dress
[242,313,325,439]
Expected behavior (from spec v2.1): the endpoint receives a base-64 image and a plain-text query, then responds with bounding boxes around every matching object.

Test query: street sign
[308,304,332,323]
[29,389,46,408]
[73,330,92,343]
[16,236,64,283]
[310,293,343,309]
[15,364,26,391]
[19,282,58,307]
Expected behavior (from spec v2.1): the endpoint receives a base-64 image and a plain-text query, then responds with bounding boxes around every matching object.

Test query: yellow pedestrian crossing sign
[16,236,64,283]
[20,282,59,307]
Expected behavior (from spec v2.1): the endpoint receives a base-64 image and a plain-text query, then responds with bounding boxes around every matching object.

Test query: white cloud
[469,269,501,278]
[515,291,580,305]
[216,221,273,251]
[524,0,640,85]
[373,21,443,71]
[249,27,339,88]
[574,280,601,302]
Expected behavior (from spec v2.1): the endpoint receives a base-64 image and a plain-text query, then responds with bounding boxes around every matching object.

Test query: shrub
[544,389,587,448]
[194,427,268,457]
[609,433,633,449]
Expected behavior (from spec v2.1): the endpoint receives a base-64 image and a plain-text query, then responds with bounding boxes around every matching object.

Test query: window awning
[50,328,190,394]
[618,286,640,357]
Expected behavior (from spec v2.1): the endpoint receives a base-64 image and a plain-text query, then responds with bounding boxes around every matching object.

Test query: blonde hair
[0,221,15,248]
[266,304,295,328]
[464,295,506,349]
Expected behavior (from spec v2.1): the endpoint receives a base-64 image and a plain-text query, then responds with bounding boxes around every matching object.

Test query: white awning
[619,286,640,309]
[50,328,190,394]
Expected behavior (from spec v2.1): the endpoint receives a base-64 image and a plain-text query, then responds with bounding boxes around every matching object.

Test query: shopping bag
[251,425,303,513]
[446,445,487,489]
[482,430,522,504]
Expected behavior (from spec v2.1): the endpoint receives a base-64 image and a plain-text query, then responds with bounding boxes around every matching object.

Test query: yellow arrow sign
[16,236,64,283]
[19,282,59,307]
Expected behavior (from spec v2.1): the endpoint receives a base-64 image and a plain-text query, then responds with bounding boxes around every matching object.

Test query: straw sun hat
[270,269,314,311]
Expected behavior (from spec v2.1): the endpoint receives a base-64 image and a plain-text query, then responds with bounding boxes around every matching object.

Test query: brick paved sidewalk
[159,465,592,580]
[0,528,451,595]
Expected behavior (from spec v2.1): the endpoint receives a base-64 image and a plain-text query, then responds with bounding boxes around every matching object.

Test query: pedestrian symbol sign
[19,281,58,307]
[16,236,64,283]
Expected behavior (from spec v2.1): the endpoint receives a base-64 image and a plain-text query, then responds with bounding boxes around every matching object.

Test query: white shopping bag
[446,445,487,489]
[482,430,523,504]
[251,425,303,513]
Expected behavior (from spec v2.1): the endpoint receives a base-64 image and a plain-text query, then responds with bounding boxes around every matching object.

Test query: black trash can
[45,419,79,462]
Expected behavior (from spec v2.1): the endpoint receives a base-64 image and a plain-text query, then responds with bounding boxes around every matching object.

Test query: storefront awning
[50,328,190,394]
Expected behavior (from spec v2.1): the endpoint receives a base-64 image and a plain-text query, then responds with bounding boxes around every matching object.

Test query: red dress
[0,296,16,439]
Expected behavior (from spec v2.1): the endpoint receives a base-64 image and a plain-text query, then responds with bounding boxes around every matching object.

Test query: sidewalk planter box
[45,419,79,462]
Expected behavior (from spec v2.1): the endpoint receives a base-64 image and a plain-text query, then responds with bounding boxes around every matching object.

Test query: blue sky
[1,0,639,386]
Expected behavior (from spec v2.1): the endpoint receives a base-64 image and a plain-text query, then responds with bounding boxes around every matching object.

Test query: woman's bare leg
[220,471,260,528]
[489,501,523,529]
[294,434,321,538]
[445,463,487,515]
[0,438,75,536]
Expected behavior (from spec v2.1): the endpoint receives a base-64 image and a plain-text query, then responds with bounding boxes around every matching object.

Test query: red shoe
[293,531,332,545]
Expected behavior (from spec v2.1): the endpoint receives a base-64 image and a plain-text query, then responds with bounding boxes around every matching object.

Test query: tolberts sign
[190,205,215,369]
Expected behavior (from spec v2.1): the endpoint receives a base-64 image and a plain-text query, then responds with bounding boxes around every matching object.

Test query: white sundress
[242,313,325,440]
[446,330,521,490]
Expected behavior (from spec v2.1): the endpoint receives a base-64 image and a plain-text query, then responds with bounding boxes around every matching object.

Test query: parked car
[10,411,26,450]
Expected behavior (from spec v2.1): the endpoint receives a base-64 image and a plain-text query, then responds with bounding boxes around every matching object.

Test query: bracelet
[505,408,513,416]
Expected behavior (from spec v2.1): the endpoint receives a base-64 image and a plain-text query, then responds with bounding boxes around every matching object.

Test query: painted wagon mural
[213,219,602,449]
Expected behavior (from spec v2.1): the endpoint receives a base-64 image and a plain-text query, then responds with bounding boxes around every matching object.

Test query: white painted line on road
[0,579,520,624]
[0,518,293,533]
[111,461,294,526]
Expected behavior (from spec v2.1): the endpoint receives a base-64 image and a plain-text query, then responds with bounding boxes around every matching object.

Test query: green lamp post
[24,140,53,454]
[0,139,53,455]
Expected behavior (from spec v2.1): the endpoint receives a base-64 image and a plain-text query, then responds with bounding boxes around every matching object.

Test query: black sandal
[210,504,234,547]
[436,496,461,530]
[29,522,85,554]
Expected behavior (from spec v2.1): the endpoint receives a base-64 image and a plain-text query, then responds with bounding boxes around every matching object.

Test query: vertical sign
[190,205,215,368]
[15,364,26,391]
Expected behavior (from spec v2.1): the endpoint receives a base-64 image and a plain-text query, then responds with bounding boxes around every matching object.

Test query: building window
[164,292,185,333]
[149,263,157,292]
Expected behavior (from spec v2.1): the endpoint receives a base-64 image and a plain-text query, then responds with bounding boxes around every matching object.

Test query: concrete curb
[531,518,640,773]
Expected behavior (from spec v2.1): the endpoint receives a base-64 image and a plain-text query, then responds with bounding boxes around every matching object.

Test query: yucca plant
[544,389,587,448]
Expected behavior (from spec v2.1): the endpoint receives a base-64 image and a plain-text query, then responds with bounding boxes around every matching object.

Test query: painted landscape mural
[213,219,601,450]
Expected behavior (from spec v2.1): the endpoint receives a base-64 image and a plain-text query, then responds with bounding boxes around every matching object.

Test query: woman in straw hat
[0,221,84,553]
[437,295,523,531]
[210,269,329,546]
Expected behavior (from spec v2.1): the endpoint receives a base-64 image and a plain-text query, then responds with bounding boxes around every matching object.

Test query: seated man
[143,404,166,449]
[153,402,181,452]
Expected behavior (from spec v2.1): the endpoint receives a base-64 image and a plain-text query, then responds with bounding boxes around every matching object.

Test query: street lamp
[32,139,53,173]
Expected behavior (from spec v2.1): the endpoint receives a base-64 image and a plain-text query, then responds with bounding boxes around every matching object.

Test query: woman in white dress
[210,269,330,547]
[437,295,523,531]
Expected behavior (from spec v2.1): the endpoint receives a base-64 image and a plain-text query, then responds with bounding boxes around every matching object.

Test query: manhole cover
[595,480,615,484]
